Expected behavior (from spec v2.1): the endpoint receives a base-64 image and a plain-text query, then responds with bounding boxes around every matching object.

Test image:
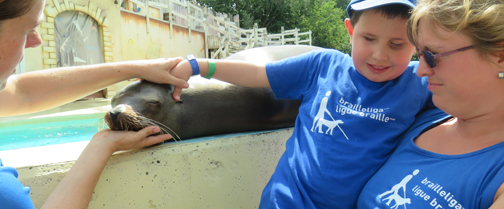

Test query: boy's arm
[171,59,270,101]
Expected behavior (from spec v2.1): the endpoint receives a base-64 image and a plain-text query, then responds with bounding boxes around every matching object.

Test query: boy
[171,0,427,208]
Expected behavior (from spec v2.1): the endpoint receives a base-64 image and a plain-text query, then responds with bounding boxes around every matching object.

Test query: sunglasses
[417,45,475,68]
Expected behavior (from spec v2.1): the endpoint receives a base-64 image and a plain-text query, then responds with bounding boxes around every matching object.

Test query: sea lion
[105,45,322,140]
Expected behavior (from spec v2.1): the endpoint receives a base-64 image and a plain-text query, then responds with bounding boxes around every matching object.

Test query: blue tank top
[357,108,504,209]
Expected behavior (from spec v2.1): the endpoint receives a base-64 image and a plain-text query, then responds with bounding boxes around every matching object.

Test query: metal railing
[123,0,312,58]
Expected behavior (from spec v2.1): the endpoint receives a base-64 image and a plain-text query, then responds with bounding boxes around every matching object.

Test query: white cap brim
[351,0,415,11]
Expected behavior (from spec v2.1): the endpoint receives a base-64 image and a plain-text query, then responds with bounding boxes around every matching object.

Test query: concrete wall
[13,129,291,209]
[115,9,206,93]
[120,11,206,60]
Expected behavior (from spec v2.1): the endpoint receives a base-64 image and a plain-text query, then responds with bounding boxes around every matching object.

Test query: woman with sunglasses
[357,0,504,208]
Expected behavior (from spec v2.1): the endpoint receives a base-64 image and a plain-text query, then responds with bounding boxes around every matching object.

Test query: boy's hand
[130,57,189,90]
[170,60,193,101]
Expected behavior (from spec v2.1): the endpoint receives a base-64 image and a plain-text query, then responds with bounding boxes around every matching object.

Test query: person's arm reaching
[0,58,187,117]
[170,59,270,101]
[40,126,171,209]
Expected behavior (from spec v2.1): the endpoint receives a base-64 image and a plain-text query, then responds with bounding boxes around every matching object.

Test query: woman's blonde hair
[407,0,504,57]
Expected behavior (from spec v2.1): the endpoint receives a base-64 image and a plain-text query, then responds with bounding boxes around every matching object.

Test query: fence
[123,0,312,59]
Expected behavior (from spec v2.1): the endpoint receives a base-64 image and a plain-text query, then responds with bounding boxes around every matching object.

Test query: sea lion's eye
[148,101,161,105]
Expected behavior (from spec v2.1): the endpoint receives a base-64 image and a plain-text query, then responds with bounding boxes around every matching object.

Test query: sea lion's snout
[105,104,142,131]
[108,110,121,123]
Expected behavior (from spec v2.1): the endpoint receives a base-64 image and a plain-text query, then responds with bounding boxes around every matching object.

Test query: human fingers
[112,127,171,151]
[131,126,172,149]
[139,57,188,86]
[166,57,184,67]
[157,57,190,88]
[170,59,193,80]
[172,86,183,101]
[168,76,190,90]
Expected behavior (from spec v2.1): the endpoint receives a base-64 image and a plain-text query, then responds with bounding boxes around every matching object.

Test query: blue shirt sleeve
[265,50,320,100]
[0,159,35,209]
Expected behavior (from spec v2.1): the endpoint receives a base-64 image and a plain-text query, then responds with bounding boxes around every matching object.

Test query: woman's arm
[0,58,187,117]
[489,182,504,209]
[170,59,270,101]
[40,126,170,209]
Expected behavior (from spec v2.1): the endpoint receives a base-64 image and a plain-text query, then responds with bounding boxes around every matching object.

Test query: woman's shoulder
[403,108,451,137]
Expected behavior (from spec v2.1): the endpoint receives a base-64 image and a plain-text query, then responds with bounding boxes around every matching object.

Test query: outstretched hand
[132,57,190,91]
[127,57,193,101]
[91,126,172,153]
[169,60,193,101]
[40,126,171,209]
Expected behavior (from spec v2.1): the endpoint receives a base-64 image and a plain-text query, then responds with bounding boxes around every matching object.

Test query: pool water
[0,118,100,151]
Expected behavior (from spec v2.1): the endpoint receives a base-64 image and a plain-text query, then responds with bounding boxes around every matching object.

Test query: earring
[499,71,504,79]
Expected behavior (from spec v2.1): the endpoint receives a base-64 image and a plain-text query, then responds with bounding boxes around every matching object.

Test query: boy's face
[345,9,416,82]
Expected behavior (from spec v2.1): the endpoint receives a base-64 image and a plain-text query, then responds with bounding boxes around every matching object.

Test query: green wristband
[205,60,216,79]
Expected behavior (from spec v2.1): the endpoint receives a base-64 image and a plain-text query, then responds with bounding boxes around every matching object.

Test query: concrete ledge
[13,128,292,208]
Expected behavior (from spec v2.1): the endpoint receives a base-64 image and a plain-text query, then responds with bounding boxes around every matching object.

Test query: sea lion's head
[105,80,177,136]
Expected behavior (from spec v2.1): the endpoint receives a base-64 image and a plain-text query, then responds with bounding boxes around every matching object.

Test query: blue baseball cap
[346,0,416,17]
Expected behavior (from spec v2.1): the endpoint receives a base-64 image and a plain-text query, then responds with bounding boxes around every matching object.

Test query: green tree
[301,1,351,53]
[335,0,351,9]
[197,0,352,53]
[198,0,294,31]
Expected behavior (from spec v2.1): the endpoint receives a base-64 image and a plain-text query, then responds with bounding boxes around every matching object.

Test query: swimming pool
[0,117,101,151]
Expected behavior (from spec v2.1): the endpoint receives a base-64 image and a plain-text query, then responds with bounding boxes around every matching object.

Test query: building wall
[120,11,206,61]
[24,0,206,96]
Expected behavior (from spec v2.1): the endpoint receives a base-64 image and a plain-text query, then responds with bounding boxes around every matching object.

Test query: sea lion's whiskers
[119,121,125,131]
[145,121,166,134]
[97,118,108,131]
[136,115,182,142]
[101,122,108,130]
[132,116,184,152]
[123,121,132,131]
[153,121,181,142]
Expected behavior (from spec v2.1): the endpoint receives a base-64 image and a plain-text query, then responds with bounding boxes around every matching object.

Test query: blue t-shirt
[260,49,432,208]
[0,159,35,209]
[357,108,504,209]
